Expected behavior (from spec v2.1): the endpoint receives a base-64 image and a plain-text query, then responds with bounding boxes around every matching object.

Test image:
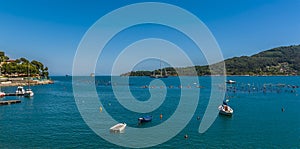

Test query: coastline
[120,75,299,77]
[0,79,54,87]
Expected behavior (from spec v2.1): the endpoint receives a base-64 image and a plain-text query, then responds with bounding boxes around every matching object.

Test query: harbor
[4,93,25,96]
[0,76,300,148]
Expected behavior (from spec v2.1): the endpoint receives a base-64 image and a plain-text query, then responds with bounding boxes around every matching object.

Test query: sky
[0,0,299,75]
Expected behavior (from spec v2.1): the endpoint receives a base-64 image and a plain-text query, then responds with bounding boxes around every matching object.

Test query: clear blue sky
[0,0,299,75]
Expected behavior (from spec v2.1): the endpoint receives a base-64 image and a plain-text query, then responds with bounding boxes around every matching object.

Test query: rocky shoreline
[0,79,54,87]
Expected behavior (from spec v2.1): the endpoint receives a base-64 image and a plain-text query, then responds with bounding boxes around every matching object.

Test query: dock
[0,100,21,105]
[4,93,24,96]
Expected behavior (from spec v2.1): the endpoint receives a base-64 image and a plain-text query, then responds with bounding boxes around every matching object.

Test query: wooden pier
[4,93,24,96]
[0,100,21,105]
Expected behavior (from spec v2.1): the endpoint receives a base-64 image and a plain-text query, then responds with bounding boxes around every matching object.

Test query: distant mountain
[121,44,300,76]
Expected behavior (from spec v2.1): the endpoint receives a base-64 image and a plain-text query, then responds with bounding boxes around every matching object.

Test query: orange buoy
[160,114,163,119]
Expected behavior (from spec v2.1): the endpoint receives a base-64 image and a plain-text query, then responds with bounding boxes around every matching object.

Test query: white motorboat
[0,91,5,97]
[16,86,25,95]
[24,89,34,97]
[226,80,236,84]
[218,104,233,116]
[110,123,126,133]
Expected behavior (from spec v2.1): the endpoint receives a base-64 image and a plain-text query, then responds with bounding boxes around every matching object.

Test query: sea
[0,76,299,148]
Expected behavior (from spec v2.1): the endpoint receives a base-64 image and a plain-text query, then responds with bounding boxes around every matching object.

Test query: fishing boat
[138,115,152,123]
[218,104,233,116]
[110,123,126,133]
[226,80,236,84]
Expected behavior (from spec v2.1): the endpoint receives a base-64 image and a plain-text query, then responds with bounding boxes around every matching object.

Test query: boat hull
[218,105,233,116]
[138,116,152,123]
[226,80,236,84]
[24,89,34,97]
[110,123,126,133]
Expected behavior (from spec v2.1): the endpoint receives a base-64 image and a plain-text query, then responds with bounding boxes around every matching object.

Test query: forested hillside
[122,45,300,76]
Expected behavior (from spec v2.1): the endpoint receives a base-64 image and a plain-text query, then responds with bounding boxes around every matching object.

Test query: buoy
[160,114,163,119]
[184,134,188,139]
[99,106,103,112]
[197,116,200,120]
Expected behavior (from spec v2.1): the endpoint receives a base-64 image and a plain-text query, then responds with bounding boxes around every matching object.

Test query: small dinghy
[138,115,152,123]
[110,123,126,133]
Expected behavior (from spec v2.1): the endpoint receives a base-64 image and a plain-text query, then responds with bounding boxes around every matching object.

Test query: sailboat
[24,63,34,97]
[150,59,168,78]
[218,100,233,116]
[0,67,6,97]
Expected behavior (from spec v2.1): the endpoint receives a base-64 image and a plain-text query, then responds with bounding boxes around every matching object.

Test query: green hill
[225,45,300,75]
[123,45,300,76]
[0,52,49,78]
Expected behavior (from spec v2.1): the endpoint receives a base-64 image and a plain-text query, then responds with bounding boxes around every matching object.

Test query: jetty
[4,93,25,96]
[0,100,21,105]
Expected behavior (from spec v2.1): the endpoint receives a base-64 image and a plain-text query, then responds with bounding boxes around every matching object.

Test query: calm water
[0,76,299,148]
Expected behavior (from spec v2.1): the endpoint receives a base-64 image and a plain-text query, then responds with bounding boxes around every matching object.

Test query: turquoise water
[0,76,299,148]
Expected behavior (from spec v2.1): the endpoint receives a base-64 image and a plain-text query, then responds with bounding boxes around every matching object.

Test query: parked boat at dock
[0,91,5,97]
[15,86,25,95]
[24,89,34,97]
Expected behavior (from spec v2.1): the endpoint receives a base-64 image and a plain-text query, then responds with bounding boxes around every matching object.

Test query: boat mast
[27,62,30,89]
[0,67,2,92]
[160,58,162,76]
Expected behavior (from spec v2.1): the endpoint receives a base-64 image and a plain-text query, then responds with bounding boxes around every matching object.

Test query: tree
[20,57,29,63]
[15,59,21,64]
[0,56,9,63]
[31,60,43,70]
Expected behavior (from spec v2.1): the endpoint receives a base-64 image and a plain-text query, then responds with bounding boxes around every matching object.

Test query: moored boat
[110,123,126,133]
[138,115,152,123]
[24,89,34,97]
[16,86,25,95]
[0,91,5,97]
[218,104,233,116]
[24,64,34,97]
[226,80,236,84]
[150,59,168,78]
